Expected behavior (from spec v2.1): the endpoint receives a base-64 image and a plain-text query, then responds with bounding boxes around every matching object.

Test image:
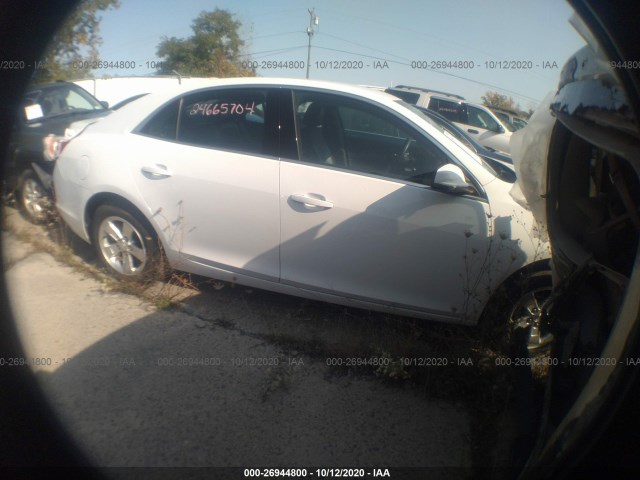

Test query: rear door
[128,87,282,281]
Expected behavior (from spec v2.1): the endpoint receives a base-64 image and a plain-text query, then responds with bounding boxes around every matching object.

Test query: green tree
[481,91,519,111]
[156,9,254,77]
[33,0,120,83]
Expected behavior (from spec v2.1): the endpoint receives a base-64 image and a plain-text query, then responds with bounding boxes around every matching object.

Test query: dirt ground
[2,205,529,477]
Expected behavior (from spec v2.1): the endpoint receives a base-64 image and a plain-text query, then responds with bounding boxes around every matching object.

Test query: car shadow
[33,288,474,469]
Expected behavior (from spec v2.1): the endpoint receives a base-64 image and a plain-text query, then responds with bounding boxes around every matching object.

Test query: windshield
[24,84,106,121]
[398,100,500,178]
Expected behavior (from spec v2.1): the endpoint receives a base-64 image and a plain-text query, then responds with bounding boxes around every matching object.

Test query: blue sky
[89,0,585,111]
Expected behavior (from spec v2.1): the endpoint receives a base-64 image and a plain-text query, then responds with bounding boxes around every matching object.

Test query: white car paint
[452,103,513,154]
[54,77,549,325]
[73,76,220,107]
[127,135,281,280]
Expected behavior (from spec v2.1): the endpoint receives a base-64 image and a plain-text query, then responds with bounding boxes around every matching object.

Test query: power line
[237,45,308,59]
[318,32,410,62]
[319,8,557,84]
[237,41,540,103]
[310,45,541,103]
[253,30,303,40]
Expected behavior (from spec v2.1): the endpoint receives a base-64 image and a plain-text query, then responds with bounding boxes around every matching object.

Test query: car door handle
[141,164,172,177]
[467,129,479,134]
[290,194,333,209]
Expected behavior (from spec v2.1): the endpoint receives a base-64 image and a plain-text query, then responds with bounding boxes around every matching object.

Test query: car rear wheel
[18,170,51,224]
[91,205,158,279]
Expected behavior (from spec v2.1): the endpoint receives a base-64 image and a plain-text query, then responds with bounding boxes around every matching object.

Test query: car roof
[391,85,465,101]
[26,81,83,94]
[91,77,408,130]
[76,77,498,187]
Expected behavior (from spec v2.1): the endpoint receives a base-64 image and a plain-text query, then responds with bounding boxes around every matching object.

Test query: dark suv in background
[4,81,110,222]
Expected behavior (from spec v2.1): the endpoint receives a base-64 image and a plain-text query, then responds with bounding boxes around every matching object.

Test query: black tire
[18,169,52,224]
[91,204,160,280]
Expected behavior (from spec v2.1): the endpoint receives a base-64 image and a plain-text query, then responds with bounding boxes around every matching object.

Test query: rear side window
[137,99,180,140]
[429,98,465,123]
[179,89,267,155]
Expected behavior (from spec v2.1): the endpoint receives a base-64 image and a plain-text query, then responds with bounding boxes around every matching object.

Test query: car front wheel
[481,268,553,352]
[91,205,158,279]
[508,274,554,351]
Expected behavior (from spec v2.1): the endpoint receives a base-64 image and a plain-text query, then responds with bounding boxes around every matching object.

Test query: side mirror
[494,124,505,134]
[433,164,477,195]
[100,100,109,109]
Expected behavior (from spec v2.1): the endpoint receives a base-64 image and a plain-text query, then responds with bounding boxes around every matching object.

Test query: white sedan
[53,78,551,343]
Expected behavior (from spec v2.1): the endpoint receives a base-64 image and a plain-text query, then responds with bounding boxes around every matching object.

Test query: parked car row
[412,106,517,183]
[4,81,112,223]
[384,84,529,155]
[3,76,552,348]
[4,77,548,349]
[491,107,528,130]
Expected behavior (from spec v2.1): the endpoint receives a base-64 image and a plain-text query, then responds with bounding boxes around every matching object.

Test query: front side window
[294,91,450,186]
[178,89,268,155]
[467,106,500,132]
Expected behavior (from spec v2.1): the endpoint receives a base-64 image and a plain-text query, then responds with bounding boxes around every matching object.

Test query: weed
[373,350,410,380]
[153,296,171,310]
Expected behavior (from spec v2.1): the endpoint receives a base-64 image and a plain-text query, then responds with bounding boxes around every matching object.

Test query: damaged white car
[52,78,551,343]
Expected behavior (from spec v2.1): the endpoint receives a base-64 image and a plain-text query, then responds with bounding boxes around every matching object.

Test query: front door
[279,90,490,319]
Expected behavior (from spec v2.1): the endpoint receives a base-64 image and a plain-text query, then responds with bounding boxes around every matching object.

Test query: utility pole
[306,8,319,79]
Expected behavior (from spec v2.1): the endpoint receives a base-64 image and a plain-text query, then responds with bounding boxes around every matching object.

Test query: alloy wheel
[97,215,148,276]
[20,177,50,223]
[510,285,554,350]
